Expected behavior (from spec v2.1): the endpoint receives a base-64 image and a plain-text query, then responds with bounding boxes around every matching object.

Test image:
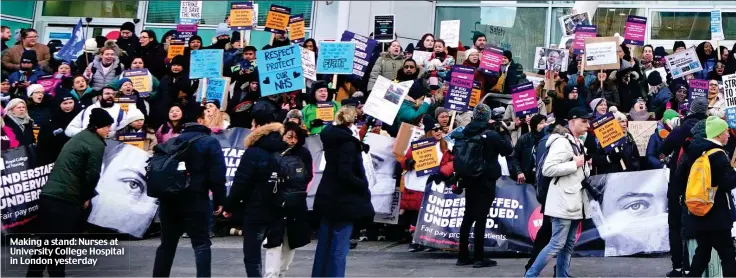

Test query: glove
[607,151,622,163]
[546,90,556,98]
[310,119,325,127]
[543,98,551,104]
[405,159,416,170]
[427,173,444,185]
[361,143,370,154]
[53,128,64,136]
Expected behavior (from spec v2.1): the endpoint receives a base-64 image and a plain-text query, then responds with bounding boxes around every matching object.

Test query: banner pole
[240,30,245,48]
[332,74,338,90]
[448,111,456,131]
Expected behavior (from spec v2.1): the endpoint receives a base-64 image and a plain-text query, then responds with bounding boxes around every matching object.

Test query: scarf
[7,112,31,132]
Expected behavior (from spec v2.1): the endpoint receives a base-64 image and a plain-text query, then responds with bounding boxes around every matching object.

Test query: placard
[190,49,224,79]
[115,95,137,113]
[444,65,475,112]
[341,31,378,79]
[316,42,355,74]
[122,69,152,97]
[592,112,626,149]
[724,74,736,108]
[689,79,709,105]
[229,2,254,31]
[573,25,597,54]
[179,1,202,24]
[264,4,291,34]
[440,20,460,48]
[316,102,335,122]
[534,47,569,72]
[628,121,657,157]
[413,50,432,67]
[364,76,410,125]
[373,15,395,42]
[392,122,425,156]
[176,24,198,45]
[479,46,504,75]
[288,14,306,44]
[167,40,185,59]
[469,81,483,108]
[197,77,231,111]
[664,47,703,79]
[711,9,725,41]
[624,16,647,46]
[300,46,317,81]
[559,12,591,36]
[510,82,539,117]
[117,133,146,150]
[36,76,61,97]
[256,44,304,96]
[411,138,440,177]
[726,107,736,129]
[584,37,620,71]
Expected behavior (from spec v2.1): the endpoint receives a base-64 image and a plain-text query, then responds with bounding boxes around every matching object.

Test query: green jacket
[41,129,106,205]
[394,100,430,127]
[303,101,341,135]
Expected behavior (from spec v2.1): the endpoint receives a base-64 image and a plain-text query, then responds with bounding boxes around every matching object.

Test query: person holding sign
[423,39,456,83]
[302,81,340,135]
[695,41,718,80]
[587,70,621,109]
[263,33,292,50]
[36,93,81,165]
[367,40,404,91]
[590,108,640,174]
[116,78,149,117]
[122,57,160,97]
[707,79,726,118]
[202,99,230,132]
[387,82,432,137]
[113,108,157,154]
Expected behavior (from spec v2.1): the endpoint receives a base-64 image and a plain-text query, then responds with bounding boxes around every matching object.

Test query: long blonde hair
[204,109,227,129]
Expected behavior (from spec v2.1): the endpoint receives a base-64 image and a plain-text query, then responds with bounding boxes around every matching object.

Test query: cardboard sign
[115,95,137,113]
[117,133,146,150]
[300,47,317,81]
[584,37,620,71]
[624,16,647,46]
[573,25,596,54]
[341,31,378,79]
[525,72,545,89]
[724,74,736,108]
[479,46,504,75]
[413,50,432,67]
[711,9,725,41]
[229,2,254,31]
[510,82,539,117]
[444,65,475,112]
[316,42,355,74]
[469,81,482,108]
[264,4,291,34]
[689,79,709,105]
[411,138,440,177]
[167,40,185,59]
[364,76,410,125]
[122,69,152,97]
[373,15,395,42]
[534,47,569,72]
[176,24,198,44]
[179,1,202,24]
[440,20,460,48]
[190,49,224,79]
[559,12,591,36]
[392,122,425,156]
[197,77,231,111]
[288,14,306,44]
[665,47,703,79]
[628,121,657,157]
[592,112,626,149]
[316,102,335,122]
[256,44,304,96]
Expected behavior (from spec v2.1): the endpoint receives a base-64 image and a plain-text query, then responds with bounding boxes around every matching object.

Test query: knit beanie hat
[662,109,678,124]
[465,48,479,60]
[503,50,513,61]
[423,114,440,133]
[589,98,606,112]
[21,50,37,65]
[88,108,115,130]
[118,108,145,130]
[647,70,662,86]
[206,98,221,109]
[189,35,203,45]
[231,31,241,44]
[471,32,486,46]
[654,46,668,60]
[215,23,230,37]
[118,77,133,89]
[284,109,303,124]
[405,43,415,53]
[691,120,707,140]
[26,84,45,98]
[84,38,98,53]
[689,97,709,115]
[120,22,136,33]
[472,103,492,123]
[706,116,728,139]
[609,106,627,122]
[434,107,449,120]
[673,41,686,52]
[170,55,186,67]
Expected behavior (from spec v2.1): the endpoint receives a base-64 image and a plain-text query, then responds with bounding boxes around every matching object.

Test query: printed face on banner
[624,16,647,46]
[665,48,703,79]
[316,42,355,74]
[533,47,569,72]
[229,2,254,31]
[264,5,291,34]
[511,82,539,117]
[559,12,591,37]
[300,47,317,81]
[256,44,304,96]
[190,49,224,79]
[445,65,475,112]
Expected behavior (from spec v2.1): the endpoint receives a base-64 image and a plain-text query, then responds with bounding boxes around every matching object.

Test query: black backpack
[535,137,579,203]
[269,147,310,209]
[453,133,486,178]
[145,134,207,198]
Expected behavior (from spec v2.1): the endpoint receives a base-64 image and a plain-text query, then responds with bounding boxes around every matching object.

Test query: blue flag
[55,19,85,63]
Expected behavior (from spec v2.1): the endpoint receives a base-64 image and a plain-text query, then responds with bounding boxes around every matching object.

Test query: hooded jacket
[140,41,168,79]
[695,42,718,80]
[367,52,405,91]
[174,123,227,206]
[87,55,124,91]
[541,125,591,220]
[451,121,514,181]
[8,66,47,88]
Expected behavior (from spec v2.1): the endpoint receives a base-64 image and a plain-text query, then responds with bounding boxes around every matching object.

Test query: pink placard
[510,82,538,117]
[573,25,596,55]
[479,46,504,75]
[624,16,647,46]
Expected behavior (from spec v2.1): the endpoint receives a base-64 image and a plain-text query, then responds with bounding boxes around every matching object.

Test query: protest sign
[256,44,303,96]
[392,122,425,156]
[115,95,137,113]
[624,16,647,46]
[534,47,569,72]
[373,15,395,42]
[628,121,657,157]
[573,25,597,54]
[510,82,539,117]
[300,47,317,81]
[411,138,440,177]
[179,1,202,24]
[413,50,432,67]
[198,77,231,111]
[264,4,291,35]
[592,112,626,149]
[316,102,335,122]
[689,79,709,105]
[665,47,702,79]
[724,74,736,108]
[167,40,185,60]
[316,42,355,74]
[711,9,725,41]
[229,2,254,31]
[525,72,544,89]
[176,24,198,44]
[122,69,152,97]
[36,75,61,97]
[341,31,378,79]
[288,14,306,44]
[190,49,224,79]
[726,107,736,129]
[374,190,401,225]
[559,12,591,36]
[364,76,410,125]
[440,20,460,48]
[479,46,504,75]
[117,133,146,150]
[445,65,475,112]
[0,146,53,233]
[584,37,620,71]
[469,81,483,108]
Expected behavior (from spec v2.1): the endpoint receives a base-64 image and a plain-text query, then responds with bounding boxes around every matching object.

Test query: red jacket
[399,141,454,211]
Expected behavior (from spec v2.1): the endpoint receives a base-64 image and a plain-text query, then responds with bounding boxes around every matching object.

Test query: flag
[55,19,85,63]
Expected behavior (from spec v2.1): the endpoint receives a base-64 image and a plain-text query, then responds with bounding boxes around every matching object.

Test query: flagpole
[84,17,92,66]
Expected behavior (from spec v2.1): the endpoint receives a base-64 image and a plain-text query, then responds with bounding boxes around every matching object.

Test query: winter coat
[501,62,520,94]
[588,81,620,109]
[695,42,718,80]
[27,97,52,126]
[252,97,288,124]
[314,124,375,222]
[367,52,405,91]
[65,103,126,138]
[423,54,456,81]
[400,140,454,211]
[1,124,19,150]
[174,123,227,207]
[509,130,544,184]
[151,73,193,129]
[451,121,513,181]
[40,129,105,206]
[541,125,591,220]
[155,122,182,144]
[2,44,52,72]
[139,43,168,79]
[267,142,313,249]
[649,87,673,119]
[503,100,547,146]
[8,67,47,87]
[3,114,34,146]
[116,35,141,68]
[590,132,641,175]
[542,78,566,116]
[302,101,341,135]
[388,100,430,136]
[86,56,124,91]
[645,123,668,170]
[36,105,80,166]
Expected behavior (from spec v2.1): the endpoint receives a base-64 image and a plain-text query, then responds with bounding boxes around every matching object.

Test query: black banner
[1,146,54,233]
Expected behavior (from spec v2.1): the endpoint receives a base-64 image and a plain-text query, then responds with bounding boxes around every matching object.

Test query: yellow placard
[469,87,482,108]
[411,140,440,173]
[230,8,254,29]
[316,103,334,122]
[32,125,40,142]
[594,118,626,148]
[123,140,145,150]
[120,103,130,113]
[128,74,152,94]
[167,43,185,59]
[265,10,290,32]
[289,19,305,42]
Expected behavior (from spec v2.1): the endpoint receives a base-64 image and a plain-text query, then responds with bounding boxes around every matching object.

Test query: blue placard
[316,42,356,74]
[726,107,736,129]
[190,49,224,79]
[198,78,228,103]
[255,44,304,96]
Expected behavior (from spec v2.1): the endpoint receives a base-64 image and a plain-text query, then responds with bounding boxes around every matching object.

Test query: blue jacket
[175,123,227,207]
[8,67,47,87]
[565,72,596,91]
[645,123,666,169]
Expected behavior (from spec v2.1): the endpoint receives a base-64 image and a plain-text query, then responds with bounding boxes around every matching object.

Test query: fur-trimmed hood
[244,122,287,152]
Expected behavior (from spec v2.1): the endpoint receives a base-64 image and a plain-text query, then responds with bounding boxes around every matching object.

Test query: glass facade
[146,1,313,27]
[1,1,35,19]
[651,11,736,40]
[42,1,138,18]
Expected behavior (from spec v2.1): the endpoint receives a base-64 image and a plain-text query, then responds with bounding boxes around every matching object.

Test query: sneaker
[472,259,497,268]
[456,258,473,266]
[666,269,683,277]
[424,247,438,252]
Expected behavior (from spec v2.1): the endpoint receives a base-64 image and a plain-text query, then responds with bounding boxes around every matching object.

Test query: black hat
[405,43,415,53]
[673,41,686,52]
[422,114,440,133]
[189,35,203,44]
[21,50,37,64]
[121,22,136,33]
[654,46,668,60]
[503,50,513,61]
[206,98,221,109]
[171,55,186,67]
[231,31,241,44]
[341,97,361,107]
[87,108,115,130]
[472,32,486,46]
[243,45,257,53]
[95,36,107,48]
[47,40,64,54]
[647,70,662,86]
[310,81,329,97]
[567,107,594,120]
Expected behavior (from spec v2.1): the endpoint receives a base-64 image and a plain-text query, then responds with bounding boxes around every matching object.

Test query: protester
[510,114,548,185]
[1,76,10,105]
[202,99,230,132]
[1,26,9,52]
[415,33,435,52]
[26,108,113,277]
[65,85,126,138]
[396,59,421,83]
[367,40,404,91]
[435,107,451,134]
[156,104,185,144]
[124,56,160,96]
[116,22,140,68]
[386,82,432,136]
[645,109,678,169]
[628,97,655,121]
[496,50,519,94]
[116,77,150,116]
[590,97,609,118]
[114,108,158,153]
[36,93,80,165]
[463,48,493,93]
[423,39,455,81]
[139,30,167,79]
[591,107,640,174]
[66,74,95,109]
[84,45,125,92]
[8,51,46,99]
[262,33,291,50]
[4,98,35,145]
[588,70,620,109]
[726,43,736,74]
[562,86,586,115]
[302,81,339,135]
[152,55,192,128]
[2,28,51,72]
[695,41,717,80]
[707,61,726,81]
[706,79,726,118]
[312,106,374,277]
[614,66,645,113]
[669,81,689,114]
[470,33,486,51]
[0,110,19,150]
[228,77,260,128]
[74,38,97,73]
[504,98,546,146]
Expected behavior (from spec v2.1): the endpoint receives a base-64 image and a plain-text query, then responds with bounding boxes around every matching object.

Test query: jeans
[153,194,212,277]
[525,217,580,278]
[687,229,736,277]
[26,197,84,277]
[525,215,552,270]
[242,223,268,277]
[311,218,353,277]
[458,179,495,261]
[264,229,296,278]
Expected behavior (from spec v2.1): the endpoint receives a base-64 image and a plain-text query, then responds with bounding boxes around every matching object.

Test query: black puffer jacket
[591,133,641,175]
[27,95,53,126]
[36,102,81,165]
[451,121,514,182]
[139,42,167,79]
[509,130,544,184]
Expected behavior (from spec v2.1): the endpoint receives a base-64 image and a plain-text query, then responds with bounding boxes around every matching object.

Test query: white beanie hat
[117,108,145,130]
[215,23,230,37]
[26,84,45,98]
[84,38,98,53]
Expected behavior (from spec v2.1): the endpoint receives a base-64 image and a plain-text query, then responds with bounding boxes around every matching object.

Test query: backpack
[685,148,724,216]
[145,134,207,198]
[270,147,310,209]
[535,137,579,203]
[453,133,486,178]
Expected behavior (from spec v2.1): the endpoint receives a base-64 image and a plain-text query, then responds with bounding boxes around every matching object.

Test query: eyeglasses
[404,65,416,69]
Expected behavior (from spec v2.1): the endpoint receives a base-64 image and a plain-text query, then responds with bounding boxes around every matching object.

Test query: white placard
[440,20,460,48]
[664,47,703,79]
[628,121,658,157]
[724,74,736,108]
[373,190,401,225]
[300,47,317,81]
[412,50,432,66]
[558,12,591,37]
[572,1,599,19]
[363,76,411,124]
[711,9,725,41]
[585,41,618,66]
[179,1,203,24]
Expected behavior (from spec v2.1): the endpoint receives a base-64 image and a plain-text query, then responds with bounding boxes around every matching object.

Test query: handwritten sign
[197,77,231,111]
[179,1,202,24]
[573,25,596,54]
[316,42,355,74]
[624,16,647,46]
[511,82,539,117]
[724,74,736,108]
[167,40,185,59]
[665,47,703,79]
[413,50,432,67]
[469,81,482,108]
[628,121,657,157]
[364,76,410,125]
[340,31,378,78]
[256,44,304,96]
[115,95,137,113]
[689,79,709,105]
[117,133,146,150]
[373,15,395,42]
[300,47,317,81]
[373,190,401,225]
[479,46,504,75]
[190,49,224,79]
[711,9,725,41]
[176,24,198,44]
[592,112,626,149]
[229,2,254,31]
[440,20,460,48]
[316,102,335,122]
[726,107,736,129]
[584,37,620,71]
[264,4,291,34]
[444,66,475,113]
[411,138,440,177]
[288,14,305,44]
[122,69,152,97]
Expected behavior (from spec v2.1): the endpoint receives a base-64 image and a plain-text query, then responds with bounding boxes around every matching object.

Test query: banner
[264,4,291,35]
[445,65,475,112]
[711,9,725,41]
[534,47,569,72]
[176,24,198,45]
[411,138,440,177]
[559,12,591,36]
[439,20,460,48]
[179,1,203,24]
[573,25,596,55]
[592,112,626,149]
[316,42,355,75]
[628,121,657,157]
[288,14,306,44]
[300,47,317,81]
[190,49,224,79]
[664,48,702,79]
[510,82,538,117]
[1,146,52,233]
[373,15,395,42]
[584,37,620,70]
[229,2,254,31]
[341,31,378,79]
[122,69,152,97]
[36,75,62,97]
[479,46,504,75]
[624,16,647,46]
[688,79,708,105]
[256,44,304,96]
[723,73,736,108]
[364,76,410,124]
[55,19,85,62]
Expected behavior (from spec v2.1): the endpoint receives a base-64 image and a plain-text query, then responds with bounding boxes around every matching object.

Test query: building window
[1,1,35,19]
[551,8,646,43]
[146,0,313,27]
[651,11,736,41]
[42,1,138,18]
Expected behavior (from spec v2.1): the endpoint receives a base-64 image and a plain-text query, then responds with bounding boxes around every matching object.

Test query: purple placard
[444,65,475,112]
[176,24,198,44]
[688,79,708,105]
[510,82,538,117]
[573,25,597,55]
[479,46,504,76]
[624,16,647,46]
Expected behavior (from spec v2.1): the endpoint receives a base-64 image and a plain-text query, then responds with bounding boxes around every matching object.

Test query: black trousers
[458,178,495,261]
[242,223,268,277]
[687,229,736,277]
[668,196,689,270]
[525,215,552,270]
[26,197,85,277]
[152,194,212,277]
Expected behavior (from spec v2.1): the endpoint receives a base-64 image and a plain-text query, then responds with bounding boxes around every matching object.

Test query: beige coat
[2,44,52,72]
